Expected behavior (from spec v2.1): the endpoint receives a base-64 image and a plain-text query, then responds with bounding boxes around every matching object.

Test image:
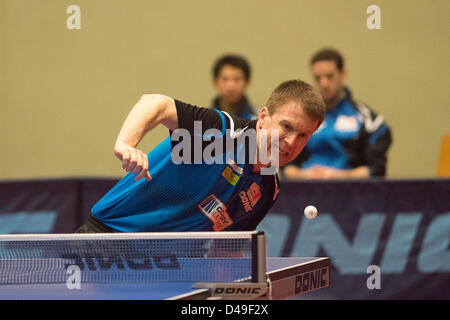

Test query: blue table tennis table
[0,231,330,300]
[0,257,330,300]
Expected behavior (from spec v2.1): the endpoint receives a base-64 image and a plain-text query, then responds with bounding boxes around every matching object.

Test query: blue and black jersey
[287,88,392,176]
[90,100,279,232]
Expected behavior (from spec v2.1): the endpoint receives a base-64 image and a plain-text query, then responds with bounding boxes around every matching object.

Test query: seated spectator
[283,48,392,179]
[211,54,257,119]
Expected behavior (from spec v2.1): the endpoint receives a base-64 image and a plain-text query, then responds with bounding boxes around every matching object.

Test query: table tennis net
[0,232,258,285]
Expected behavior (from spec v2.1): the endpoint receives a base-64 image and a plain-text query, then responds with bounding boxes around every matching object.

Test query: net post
[251,231,267,283]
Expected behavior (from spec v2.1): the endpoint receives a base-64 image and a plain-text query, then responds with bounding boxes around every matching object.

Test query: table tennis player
[76,80,325,233]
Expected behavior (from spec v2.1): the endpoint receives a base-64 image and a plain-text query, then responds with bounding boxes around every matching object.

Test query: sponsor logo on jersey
[230,126,248,139]
[247,182,261,207]
[239,192,252,212]
[335,115,359,132]
[240,183,261,212]
[198,194,233,231]
[222,166,240,185]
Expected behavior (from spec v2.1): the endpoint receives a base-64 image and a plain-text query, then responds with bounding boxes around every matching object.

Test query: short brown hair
[310,48,344,71]
[266,80,325,124]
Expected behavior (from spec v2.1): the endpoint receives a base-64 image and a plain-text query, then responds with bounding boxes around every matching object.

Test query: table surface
[0,257,330,300]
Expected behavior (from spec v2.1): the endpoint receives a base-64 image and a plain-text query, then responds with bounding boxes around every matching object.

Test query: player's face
[257,102,319,167]
[311,61,346,104]
[213,65,249,104]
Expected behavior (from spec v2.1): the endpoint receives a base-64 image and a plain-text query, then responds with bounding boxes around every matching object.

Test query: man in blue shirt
[76,80,325,233]
[283,49,392,179]
[210,54,257,120]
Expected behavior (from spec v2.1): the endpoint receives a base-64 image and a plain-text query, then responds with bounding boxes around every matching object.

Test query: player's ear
[258,107,269,128]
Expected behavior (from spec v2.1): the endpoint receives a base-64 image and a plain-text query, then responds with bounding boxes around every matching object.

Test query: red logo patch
[198,194,233,231]
[247,183,261,207]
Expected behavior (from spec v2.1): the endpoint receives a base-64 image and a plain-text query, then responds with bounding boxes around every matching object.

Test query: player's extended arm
[113,94,178,181]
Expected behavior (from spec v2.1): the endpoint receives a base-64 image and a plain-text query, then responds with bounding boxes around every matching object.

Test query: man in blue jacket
[283,49,392,179]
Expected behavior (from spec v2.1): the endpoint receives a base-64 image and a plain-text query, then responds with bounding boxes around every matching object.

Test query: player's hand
[114,142,152,181]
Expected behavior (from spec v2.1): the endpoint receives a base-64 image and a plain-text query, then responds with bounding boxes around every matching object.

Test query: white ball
[304,205,318,219]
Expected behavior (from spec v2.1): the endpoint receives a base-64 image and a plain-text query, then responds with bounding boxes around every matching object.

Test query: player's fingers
[128,150,138,172]
[121,151,130,170]
[135,168,145,181]
[142,154,152,181]
[132,151,144,174]
[114,149,123,161]
[134,153,148,181]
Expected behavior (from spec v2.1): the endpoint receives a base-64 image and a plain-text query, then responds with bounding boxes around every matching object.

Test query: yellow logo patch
[221,166,240,185]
